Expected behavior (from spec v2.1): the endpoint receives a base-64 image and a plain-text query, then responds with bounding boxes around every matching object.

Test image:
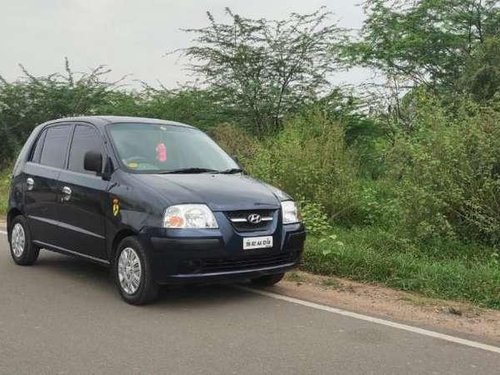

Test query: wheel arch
[6,208,23,234]
[110,228,138,261]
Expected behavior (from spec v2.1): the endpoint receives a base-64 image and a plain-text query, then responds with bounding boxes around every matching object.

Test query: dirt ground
[274,271,500,344]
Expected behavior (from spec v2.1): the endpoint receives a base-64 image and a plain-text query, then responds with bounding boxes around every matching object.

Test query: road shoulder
[274,271,500,344]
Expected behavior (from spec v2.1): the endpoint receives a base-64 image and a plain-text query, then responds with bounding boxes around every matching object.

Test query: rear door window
[39,125,72,169]
[68,124,103,174]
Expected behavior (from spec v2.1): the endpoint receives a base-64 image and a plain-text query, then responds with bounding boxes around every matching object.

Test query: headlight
[281,201,301,224]
[163,204,218,229]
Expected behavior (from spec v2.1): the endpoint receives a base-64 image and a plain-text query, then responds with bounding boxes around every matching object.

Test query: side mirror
[84,151,103,174]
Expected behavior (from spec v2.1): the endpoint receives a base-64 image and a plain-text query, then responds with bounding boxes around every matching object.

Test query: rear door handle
[26,178,34,191]
[61,186,72,202]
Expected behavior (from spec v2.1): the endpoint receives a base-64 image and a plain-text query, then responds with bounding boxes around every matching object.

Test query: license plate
[243,236,273,250]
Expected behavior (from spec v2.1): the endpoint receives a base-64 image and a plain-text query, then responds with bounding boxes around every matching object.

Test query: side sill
[33,240,110,266]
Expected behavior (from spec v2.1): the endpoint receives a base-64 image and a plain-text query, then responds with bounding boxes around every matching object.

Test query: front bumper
[139,221,306,284]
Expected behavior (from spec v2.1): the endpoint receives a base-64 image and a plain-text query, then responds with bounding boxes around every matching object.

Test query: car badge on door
[112,198,120,217]
[247,214,262,224]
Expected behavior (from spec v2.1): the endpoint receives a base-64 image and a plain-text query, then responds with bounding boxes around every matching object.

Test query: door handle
[61,186,72,202]
[26,178,34,191]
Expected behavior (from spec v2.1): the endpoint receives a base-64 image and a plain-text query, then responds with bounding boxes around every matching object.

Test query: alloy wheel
[11,223,26,258]
[117,247,142,295]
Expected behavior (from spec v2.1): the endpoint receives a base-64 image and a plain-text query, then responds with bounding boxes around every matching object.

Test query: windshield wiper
[219,168,244,174]
[161,167,220,174]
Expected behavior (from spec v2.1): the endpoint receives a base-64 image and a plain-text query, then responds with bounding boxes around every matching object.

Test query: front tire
[114,236,158,305]
[251,273,285,287]
[9,216,40,266]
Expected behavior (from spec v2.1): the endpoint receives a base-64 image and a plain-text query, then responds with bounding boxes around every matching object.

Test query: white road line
[239,286,500,355]
[0,230,6,235]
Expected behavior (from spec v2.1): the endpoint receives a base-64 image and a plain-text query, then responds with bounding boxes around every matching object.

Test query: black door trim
[33,240,110,265]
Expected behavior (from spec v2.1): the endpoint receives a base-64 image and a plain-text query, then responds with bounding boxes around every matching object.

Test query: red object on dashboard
[156,143,167,162]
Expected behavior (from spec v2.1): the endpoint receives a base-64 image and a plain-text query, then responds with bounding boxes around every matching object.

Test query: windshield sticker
[128,162,138,169]
[112,198,120,217]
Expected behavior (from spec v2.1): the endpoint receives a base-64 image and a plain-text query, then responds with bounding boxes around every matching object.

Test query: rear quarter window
[29,131,47,164]
[39,125,72,169]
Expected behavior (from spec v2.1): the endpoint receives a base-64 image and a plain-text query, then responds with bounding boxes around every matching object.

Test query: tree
[0,59,120,165]
[180,7,346,134]
[460,36,500,102]
[349,0,500,92]
[97,86,229,130]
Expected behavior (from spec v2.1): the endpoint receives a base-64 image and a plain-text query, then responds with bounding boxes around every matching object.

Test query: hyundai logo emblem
[247,214,262,224]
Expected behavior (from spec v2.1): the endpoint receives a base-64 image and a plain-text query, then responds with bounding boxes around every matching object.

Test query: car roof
[39,116,195,129]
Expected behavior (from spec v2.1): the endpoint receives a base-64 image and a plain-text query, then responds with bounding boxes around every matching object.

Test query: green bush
[388,95,500,245]
[299,201,333,236]
[210,123,260,162]
[245,109,362,224]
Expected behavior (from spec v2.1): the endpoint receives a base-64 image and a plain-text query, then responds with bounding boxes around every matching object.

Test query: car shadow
[35,251,260,308]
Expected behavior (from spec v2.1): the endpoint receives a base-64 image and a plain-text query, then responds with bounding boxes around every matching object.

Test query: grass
[0,168,10,216]
[321,277,341,289]
[302,227,500,309]
[285,271,306,283]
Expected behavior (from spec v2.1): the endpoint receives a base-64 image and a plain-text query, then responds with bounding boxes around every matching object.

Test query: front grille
[179,251,299,274]
[225,209,276,232]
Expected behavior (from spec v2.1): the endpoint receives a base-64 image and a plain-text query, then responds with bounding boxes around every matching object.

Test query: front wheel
[9,216,40,266]
[251,273,285,287]
[114,237,158,305]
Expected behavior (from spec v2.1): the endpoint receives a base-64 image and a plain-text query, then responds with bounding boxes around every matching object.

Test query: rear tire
[114,236,158,305]
[9,216,40,266]
[251,273,285,287]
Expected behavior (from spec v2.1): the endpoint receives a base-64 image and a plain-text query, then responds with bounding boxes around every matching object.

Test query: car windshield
[108,123,240,173]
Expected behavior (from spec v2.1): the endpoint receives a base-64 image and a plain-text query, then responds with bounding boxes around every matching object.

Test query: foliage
[459,36,500,102]
[210,123,260,161]
[349,0,500,92]
[181,7,346,134]
[317,234,345,256]
[299,201,333,237]
[388,95,500,245]
[244,109,361,224]
[300,89,389,179]
[0,59,118,166]
[97,87,232,131]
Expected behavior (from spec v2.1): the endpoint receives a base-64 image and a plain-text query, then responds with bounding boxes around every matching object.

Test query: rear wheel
[9,216,40,266]
[251,273,285,287]
[114,236,158,305]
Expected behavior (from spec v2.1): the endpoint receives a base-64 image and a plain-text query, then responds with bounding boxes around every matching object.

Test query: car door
[23,124,72,247]
[56,123,109,261]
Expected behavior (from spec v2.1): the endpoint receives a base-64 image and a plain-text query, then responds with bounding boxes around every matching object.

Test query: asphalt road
[0,227,499,375]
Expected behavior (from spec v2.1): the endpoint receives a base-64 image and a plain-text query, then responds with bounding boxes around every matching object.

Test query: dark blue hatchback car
[7,116,306,304]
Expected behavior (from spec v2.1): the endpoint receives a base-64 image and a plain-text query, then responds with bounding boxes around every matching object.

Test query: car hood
[135,173,283,211]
